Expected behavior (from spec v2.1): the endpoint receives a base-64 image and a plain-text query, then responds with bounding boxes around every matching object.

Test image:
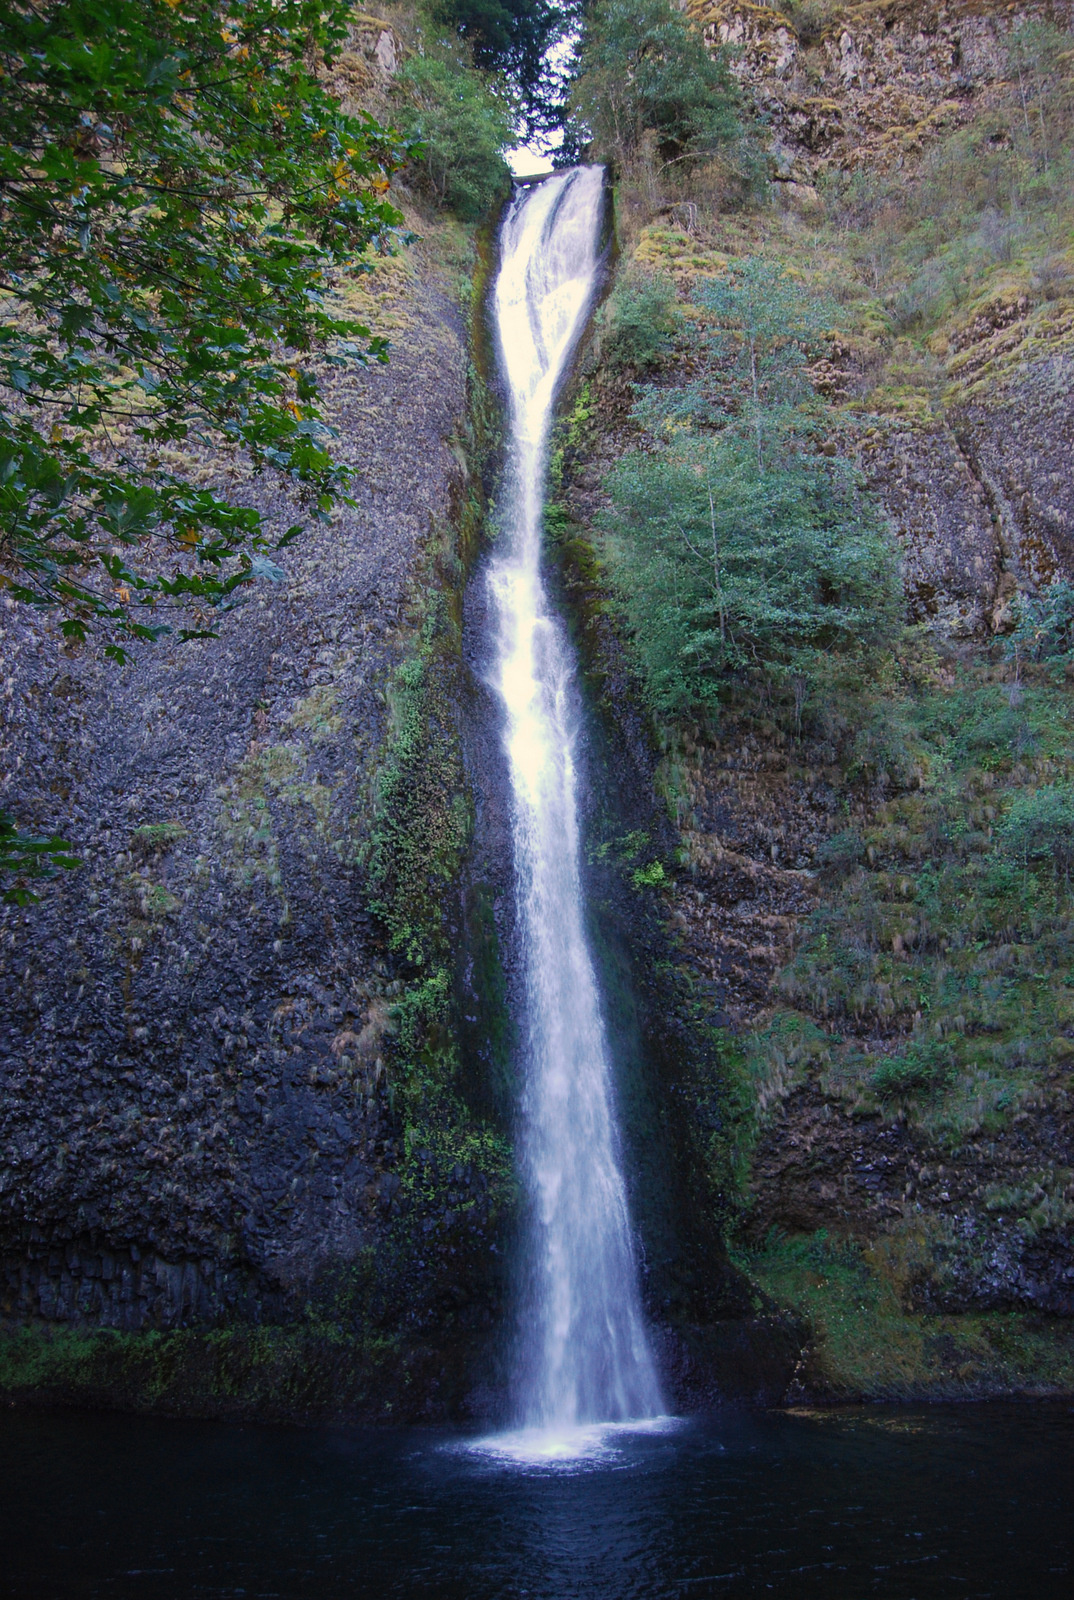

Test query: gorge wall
[0,151,519,1416]
[3,0,1074,1417]
[551,0,1074,1397]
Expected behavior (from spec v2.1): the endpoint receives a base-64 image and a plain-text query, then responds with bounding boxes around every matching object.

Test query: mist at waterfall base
[484,165,661,1448]
[2,1403,1072,1598]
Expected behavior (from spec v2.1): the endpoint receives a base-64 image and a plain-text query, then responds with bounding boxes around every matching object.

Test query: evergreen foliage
[757,669,1074,1147]
[1000,784,1074,873]
[596,270,681,370]
[393,46,514,220]
[432,0,572,132]
[569,0,740,171]
[603,440,894,716]
[636,258,833,464]
[1007,581,1074,665]
[600,258,898,717]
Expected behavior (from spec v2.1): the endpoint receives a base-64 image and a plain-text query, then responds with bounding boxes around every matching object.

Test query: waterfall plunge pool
[1,1402,1071,1598]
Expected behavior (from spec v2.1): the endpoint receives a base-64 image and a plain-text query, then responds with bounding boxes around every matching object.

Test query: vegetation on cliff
[0,1,520,1419]
[0,0,407,655]
[555,0,1074,1397]
[433,0,572,131]
[393,42,515,218]
[0,0,518,902]
[569,0,742,172]
[600,258,898,718]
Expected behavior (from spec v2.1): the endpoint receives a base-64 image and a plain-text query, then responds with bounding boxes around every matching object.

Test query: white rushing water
[487,166,663,1436]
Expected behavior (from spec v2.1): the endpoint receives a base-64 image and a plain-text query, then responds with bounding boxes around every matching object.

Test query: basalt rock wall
[0,220,508,1417]
[687,0,1074,637]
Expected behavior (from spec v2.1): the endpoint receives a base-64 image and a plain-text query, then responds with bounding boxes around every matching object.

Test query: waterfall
[488,165,663,1433]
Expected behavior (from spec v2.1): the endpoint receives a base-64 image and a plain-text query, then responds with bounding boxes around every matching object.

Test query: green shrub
[1008,581,1074,663]
[394,49,513,220]
[635,258,836,455]
[846,701,922,791]
[601,434,897,715]
[597,270,681,370]
[911,686,1036,769]
[871,1040,951,1099]
[816,829,864,873]
[600,259,899,716]
[1000,785,1074,872]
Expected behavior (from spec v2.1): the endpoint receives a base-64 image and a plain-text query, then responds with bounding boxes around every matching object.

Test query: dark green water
[0,1403,1071,1598]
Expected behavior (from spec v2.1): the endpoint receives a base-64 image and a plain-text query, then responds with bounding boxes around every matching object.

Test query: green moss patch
[0,1322,420,1422]
[742,1230,1074,1400]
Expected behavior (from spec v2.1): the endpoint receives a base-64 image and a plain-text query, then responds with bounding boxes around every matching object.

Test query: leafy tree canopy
[568,0,739,171]
[601,259,899,719]
[432,0,574,134]
[0,0,407,662]
[393,43,515,220]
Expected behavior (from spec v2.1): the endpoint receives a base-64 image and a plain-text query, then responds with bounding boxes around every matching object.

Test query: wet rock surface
[747,1085,1074,1316]
[0,239,487,1390]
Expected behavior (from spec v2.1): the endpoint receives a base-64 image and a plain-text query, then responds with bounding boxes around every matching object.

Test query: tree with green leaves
[1,0,407,660]
[1006,19,1074,176]
[433,0,573,134]
[393,42,515,220]
[633,256,832,465]
[0,0,409,901]
[601,259,898,719]
[602,436,896,717]
[568,0,739,172]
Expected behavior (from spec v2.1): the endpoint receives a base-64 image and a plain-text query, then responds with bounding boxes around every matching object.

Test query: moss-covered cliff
[4,0,1073,1420]
[553,0,1074,1399]
[0,12,519,1421]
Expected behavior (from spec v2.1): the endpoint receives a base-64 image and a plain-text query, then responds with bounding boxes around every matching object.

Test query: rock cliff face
[3,0,1072,1417]
[692,0,1062,173]
[553,0,1074,1396]
[0,214,511,1415]
[686,0,1074,637]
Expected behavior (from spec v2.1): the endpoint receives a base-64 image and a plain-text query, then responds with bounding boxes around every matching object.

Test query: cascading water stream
[487,165,663,1437]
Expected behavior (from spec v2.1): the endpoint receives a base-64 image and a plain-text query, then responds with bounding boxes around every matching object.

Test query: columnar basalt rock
[0,230,493,1408]
[689,1,1074,178]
